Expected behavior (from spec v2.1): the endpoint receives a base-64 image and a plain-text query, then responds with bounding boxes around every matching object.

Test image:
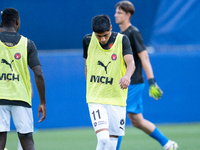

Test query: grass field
[5,123,200,150]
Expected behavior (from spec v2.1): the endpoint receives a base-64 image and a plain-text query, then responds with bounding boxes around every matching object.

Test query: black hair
[1,8,19,27]
[92,15,111,33]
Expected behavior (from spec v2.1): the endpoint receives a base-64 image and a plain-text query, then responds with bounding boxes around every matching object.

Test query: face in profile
[114,7,129,25]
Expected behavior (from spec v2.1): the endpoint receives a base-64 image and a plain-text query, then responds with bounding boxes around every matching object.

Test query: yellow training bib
[86,32,127,106]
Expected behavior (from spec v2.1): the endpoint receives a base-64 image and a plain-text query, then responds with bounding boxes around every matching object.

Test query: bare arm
[119,54,135,89]
[31,65,46,123]
[138,50,154,80]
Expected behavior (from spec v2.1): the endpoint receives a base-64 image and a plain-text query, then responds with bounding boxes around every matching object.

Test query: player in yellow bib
[0,8,46,150]
[83,15,135,150]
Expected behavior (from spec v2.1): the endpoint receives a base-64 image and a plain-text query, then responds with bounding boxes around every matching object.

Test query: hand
[148,78,163,100]
[149,84,163,100]
[119,75,130,89]
[38,103,46,123]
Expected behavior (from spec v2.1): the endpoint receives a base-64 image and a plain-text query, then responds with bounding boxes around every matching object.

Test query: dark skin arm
[31,65,46,123]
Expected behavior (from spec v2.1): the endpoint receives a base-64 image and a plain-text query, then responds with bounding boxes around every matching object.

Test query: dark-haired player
[114,1,178,150]
[83,15,135,149]
[0,8,46,150]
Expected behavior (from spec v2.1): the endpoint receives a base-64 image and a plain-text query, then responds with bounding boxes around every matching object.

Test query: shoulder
[123,25,142,37]
[128,25,140,33]
[27,38,37,54]
[83,33,92,42]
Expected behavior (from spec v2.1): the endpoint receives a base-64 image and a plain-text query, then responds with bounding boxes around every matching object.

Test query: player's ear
[127,13,131,20]
[110,25,112,31]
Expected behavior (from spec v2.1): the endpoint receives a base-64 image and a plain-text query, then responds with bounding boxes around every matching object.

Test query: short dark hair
[1,8,19,27]
[92,15,111,33]
[115,1,135,17]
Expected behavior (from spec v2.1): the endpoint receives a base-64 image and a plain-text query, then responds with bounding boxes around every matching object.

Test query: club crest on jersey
[111,54,117,61]
[14,53,21,60]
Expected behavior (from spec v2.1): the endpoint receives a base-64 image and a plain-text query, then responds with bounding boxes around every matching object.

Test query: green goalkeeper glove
[148,78,163,100]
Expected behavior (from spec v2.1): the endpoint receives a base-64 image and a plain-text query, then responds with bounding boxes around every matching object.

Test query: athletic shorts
[0,105,33,133]
[126,83,145,114]
[88,103,126,136]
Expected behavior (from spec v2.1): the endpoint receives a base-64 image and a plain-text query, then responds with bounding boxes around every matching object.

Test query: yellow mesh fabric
[0,36,32,105]
[86,32,127,106]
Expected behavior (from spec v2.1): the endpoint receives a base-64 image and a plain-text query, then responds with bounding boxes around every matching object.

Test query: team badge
[120,119,125,125]
[111,54,117,61]
[14,53,21,60]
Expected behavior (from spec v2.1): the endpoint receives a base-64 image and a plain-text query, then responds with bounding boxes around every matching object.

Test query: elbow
[35,71,44,80]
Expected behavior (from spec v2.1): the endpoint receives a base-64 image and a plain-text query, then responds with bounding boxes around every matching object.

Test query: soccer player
[0,8,46,150]
[83,15,135,150]
[114,1,178,150]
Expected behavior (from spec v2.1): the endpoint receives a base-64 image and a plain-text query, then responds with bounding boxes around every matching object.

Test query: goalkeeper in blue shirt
[114,1,178,150]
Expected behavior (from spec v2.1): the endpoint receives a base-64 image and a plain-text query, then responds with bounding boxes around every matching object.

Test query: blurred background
[1,0,200,130]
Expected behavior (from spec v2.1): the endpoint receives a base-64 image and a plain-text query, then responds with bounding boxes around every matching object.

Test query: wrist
[125,73,132,78]
[148,78,155,86]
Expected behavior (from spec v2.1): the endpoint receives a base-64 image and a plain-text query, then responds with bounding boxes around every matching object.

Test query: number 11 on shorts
[92,109,101,120]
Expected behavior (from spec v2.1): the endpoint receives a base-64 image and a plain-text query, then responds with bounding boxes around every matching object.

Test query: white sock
[96,130,109,150]
[163,140,171,150]
[105,137,118,150]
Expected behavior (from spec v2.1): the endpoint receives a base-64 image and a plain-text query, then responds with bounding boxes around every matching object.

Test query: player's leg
[107,105,126,150]
[116,83,145,149]
[88,103,110,150]
[11,106,35,150]
[126,83,177,150]
[17,138,23,150]
[0,132,7,150]
[128,113,170,146]
[0,106,11,150]
[18,132,35,150]
[116,136,122,150]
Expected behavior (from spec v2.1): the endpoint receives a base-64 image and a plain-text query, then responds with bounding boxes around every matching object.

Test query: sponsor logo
[90,75,113,85]
[119,119,125,131]
[119,127,124,131]
[97,61,111,74]
[94,122,97,127]
[1,59,14,71]
[0,73,19,81]
[1,59,19,81]
[93,121,107,127]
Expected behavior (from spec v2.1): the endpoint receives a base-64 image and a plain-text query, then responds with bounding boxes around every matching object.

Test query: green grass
[5,123,200,150]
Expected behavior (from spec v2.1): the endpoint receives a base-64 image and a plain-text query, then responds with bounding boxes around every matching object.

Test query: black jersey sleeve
[27,39,41,68]
[83,34,92,59]
[122,35,133,56]
[129,29,146,53]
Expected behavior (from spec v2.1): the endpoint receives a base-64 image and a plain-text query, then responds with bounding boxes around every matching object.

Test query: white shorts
[88,103,126,136]
[0,105,33,133]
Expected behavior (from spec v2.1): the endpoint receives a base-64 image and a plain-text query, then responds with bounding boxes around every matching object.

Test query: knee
[129,117,143,129]
[131,120,140,128]
[96,130,109,150]
[98,137,109,145]
[18,132,33,138]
